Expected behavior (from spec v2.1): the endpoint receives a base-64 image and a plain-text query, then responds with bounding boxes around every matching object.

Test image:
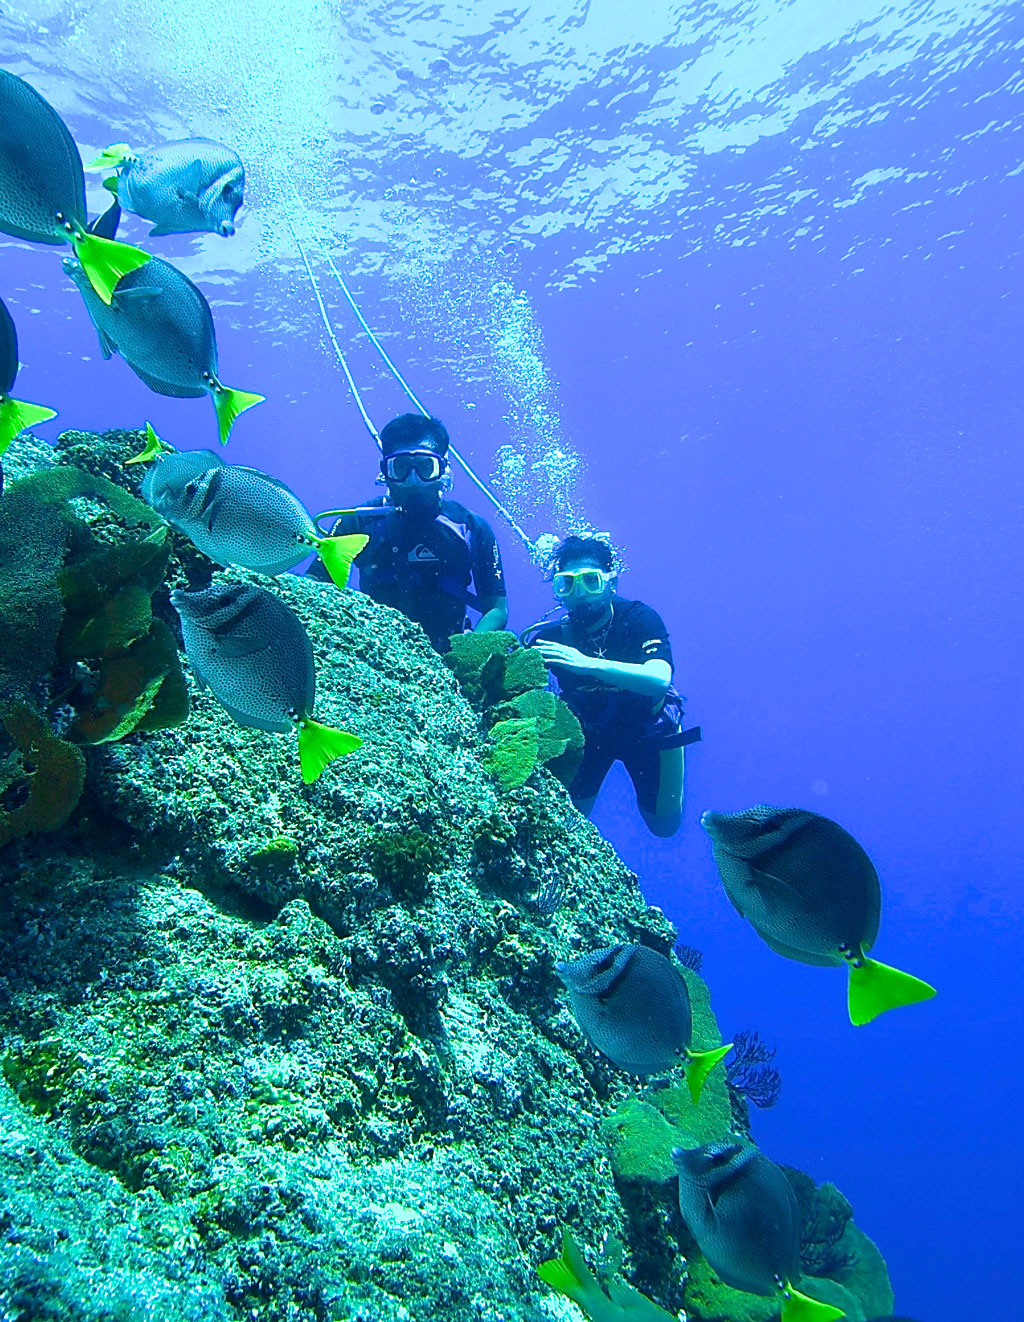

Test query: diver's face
[553,557,616,621]
[383,450,447,512]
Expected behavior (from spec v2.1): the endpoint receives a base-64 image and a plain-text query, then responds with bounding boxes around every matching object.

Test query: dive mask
[382,450,445,483]
[552,568,614,598]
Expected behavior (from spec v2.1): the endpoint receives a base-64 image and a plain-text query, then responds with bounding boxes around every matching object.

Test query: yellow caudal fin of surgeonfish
[126,421,174,465]
[537,1230,598,1313]
[69,228,151,306]
[847,957,937,1026]
[212,383,265,445]
[0,395,57,455]
[683,1043,732,1105]
[296,719,362,785]
[85,142,133,170]
[780,1281,846,1322]
[316,533,369,590]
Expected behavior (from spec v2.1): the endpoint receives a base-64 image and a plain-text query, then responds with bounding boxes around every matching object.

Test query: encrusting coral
[0,428,895,1322]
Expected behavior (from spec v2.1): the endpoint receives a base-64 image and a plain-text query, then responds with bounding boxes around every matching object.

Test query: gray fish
[672,1143,844,1322]
[170,582,361,783]
[62,253,263,444]
[88,139,245,237]
[0,68,150,303]
[555,943,730,1101]
[701,806,935,1026]
[0,294,56,455]
[140,437,367,588]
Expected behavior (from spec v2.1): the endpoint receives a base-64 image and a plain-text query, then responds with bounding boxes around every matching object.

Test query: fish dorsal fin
[113,285,162,304]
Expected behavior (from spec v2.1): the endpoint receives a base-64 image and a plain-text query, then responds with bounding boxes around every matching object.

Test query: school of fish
[0,65,937,1322]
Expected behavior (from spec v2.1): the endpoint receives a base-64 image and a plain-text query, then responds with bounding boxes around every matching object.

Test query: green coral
[445,630,583,790]
[1,1037,88,1117]
[0,703,86,851]
[369,826,445,901]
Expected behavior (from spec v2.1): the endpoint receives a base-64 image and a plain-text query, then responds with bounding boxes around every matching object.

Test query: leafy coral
[0,704,86,851]
[446,630,583,790]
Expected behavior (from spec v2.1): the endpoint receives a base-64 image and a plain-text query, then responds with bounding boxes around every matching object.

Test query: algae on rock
[0,429,896,1322]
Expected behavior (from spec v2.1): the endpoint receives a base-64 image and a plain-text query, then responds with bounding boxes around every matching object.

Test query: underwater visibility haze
[1,2,1022,1320]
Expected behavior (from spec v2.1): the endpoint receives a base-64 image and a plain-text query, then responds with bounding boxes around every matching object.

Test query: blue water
[3,2,1023,1318]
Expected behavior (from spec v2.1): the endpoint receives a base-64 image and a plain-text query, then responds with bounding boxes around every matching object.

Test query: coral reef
[0,429,896,1321]
[445,629,584,788]
[726,1029,783,1110]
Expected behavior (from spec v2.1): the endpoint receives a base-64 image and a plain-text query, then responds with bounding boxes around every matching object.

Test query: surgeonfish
[0,68,150,304]
[170,581,361,784]
[555,943,731,1103]
[61,252,263,444]
[139,430,368,589]
[537,1229,678,1321]
[0,295,56,455]
[87,139,244,238]
[672,1143,845,1322]
[701,806,936,1026]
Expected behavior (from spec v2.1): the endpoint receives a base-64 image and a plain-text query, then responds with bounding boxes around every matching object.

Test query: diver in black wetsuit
[308,413,508,652]
[528,534,700,838]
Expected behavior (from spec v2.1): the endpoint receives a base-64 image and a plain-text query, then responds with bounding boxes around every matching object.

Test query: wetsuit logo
[409,544,439,563]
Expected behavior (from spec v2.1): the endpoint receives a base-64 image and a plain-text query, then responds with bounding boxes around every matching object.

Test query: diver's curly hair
[544,534,617,580]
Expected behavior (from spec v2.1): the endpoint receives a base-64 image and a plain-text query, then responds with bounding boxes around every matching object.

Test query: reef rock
[0,429,894,1321]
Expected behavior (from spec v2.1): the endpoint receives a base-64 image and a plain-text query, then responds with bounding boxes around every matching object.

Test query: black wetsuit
[308,497,506,652]
[536,598,694,813]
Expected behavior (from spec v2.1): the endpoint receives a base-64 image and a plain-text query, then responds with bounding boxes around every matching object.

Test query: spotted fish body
[702,805,936,1025]
[113,139,245,237]
[0,69,151,305]
[672,1143,802,1297]
[171,583,314,734]
[702,806,880,968]
[0,67,87,244]
[555,943,731,1099]
[62,253,262,442]
[143,452,322,575]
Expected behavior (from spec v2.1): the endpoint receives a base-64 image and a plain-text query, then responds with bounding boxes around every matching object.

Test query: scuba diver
[308,413,508,652]
[526,535,700,838]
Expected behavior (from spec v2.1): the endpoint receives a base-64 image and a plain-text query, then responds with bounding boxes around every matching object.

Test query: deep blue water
[3,3,1024,1319]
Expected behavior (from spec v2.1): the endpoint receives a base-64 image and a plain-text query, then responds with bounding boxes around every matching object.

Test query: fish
[62,253,263,444]
[555,943,731,1102]
[87,139,245,238]
[170,581,361,784]
[0,68,150,304]
[701,806,936,1026]
[0,294,56,455]
[538,1229,678,1321]
[672,1143,845,1322]
[139,430,368,589]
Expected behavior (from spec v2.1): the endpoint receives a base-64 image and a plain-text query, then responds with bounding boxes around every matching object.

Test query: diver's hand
[533,640,605,676]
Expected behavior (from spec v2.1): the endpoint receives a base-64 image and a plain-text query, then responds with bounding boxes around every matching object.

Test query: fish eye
[221,184,238,201]
[184,480,198,497]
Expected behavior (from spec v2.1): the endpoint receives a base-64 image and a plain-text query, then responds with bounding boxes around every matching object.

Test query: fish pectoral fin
[113,285,161,303]
[780,1281,846,1322]
[0,395,57,453]
[847,957,936,1026]
[296,718,362,784]
[212,636,266,660]
[683,1043,732,1105]
[96,328,117,360]
[315,532,369,590]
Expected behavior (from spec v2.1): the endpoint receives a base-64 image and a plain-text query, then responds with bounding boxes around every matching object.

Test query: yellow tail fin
[316,533,369,590]
[296,718,361,784]
[781,1281,845,1322]
[0,395,57,454]
[683,1043,732,1105]
[536,1230,596,1311]
[70,228,151,305]
[847,957,936,1026]
[85,142,133,170]
[211,383,264,445]
[126,421,174,465]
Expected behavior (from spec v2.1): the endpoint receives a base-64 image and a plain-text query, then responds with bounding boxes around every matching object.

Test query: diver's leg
[567,736,613,820]
[633,745,685,838]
